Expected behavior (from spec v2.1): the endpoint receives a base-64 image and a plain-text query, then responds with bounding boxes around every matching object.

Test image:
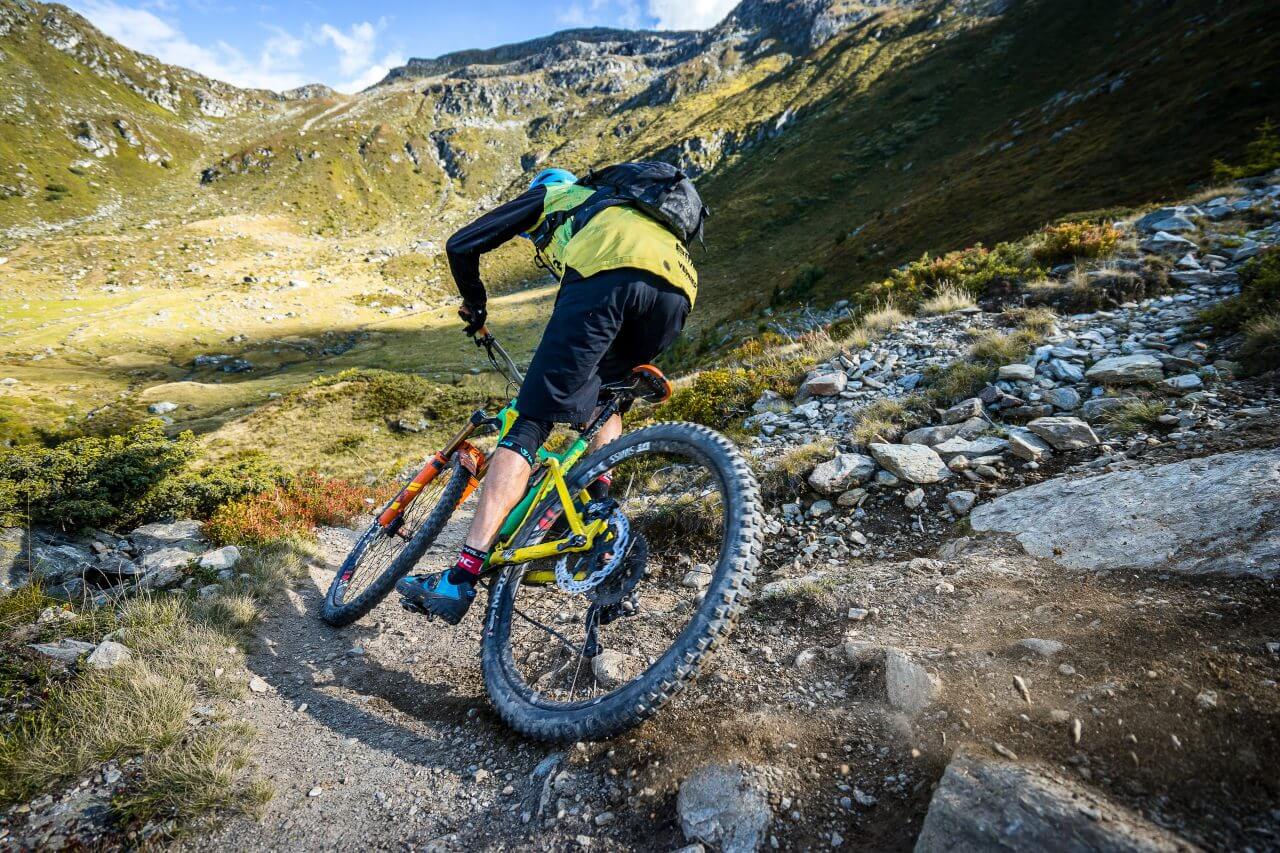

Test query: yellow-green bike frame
[457,328,628,583]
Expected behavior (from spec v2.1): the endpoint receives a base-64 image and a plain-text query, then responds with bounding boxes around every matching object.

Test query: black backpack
[529,161,709,251]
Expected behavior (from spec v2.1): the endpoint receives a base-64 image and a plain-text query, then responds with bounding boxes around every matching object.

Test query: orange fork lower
[377,452,449,527]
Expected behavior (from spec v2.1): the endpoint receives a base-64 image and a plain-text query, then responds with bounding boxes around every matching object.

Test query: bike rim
[497,439,731,709]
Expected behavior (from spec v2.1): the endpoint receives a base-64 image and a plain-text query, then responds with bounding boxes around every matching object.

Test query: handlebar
[470,326,525,387]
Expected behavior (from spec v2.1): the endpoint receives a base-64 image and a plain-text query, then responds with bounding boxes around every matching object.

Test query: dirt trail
[188,513,572,851]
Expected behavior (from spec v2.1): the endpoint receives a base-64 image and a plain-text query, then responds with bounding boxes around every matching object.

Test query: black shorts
[516,267,690,424]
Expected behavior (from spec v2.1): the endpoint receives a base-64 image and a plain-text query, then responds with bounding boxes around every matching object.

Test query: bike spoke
[334,470,452,604]
[502,446,729,707]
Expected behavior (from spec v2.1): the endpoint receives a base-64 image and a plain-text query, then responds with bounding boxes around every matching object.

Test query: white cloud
[647,0,735,30]
[558,4,589,27]
[317,20,380,76]
[69,1,403,93]
[70,0,311,89]
[339,51,404,92]
[559,0,643,30]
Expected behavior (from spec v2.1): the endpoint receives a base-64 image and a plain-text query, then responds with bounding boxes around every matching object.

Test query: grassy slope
[693,0,1279,321]
[0,0,316,231]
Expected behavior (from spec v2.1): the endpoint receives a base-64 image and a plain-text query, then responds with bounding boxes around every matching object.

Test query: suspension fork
[376,410,489,528]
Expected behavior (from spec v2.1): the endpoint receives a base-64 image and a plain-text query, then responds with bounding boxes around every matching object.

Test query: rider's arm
[445,186,546,307]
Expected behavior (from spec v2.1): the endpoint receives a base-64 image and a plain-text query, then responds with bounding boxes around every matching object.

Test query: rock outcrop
[970,449,1280,577]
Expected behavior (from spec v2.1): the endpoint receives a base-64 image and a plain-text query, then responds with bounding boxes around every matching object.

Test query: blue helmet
[529,167,577,190]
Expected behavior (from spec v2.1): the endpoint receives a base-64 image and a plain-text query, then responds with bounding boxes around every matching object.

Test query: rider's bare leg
[588,411,622,453]
[464,447,531,552]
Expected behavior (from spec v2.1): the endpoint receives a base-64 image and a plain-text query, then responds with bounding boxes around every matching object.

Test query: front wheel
[481,422,763,742]
[321,456,472,626]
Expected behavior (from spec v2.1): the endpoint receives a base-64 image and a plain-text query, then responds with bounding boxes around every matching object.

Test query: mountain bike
[321,328,762,742]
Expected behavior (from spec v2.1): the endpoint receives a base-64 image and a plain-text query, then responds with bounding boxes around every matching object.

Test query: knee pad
[497,415,552,466]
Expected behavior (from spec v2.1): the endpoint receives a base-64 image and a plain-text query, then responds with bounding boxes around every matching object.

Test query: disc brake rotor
[554,508,628,595]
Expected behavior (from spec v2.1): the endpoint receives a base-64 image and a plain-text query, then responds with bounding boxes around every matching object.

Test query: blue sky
[65,0,737,93]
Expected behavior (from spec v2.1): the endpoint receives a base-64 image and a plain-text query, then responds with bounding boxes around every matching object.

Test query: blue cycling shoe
[395,572,476,625]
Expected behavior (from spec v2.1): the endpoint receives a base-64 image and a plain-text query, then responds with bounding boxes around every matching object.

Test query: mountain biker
[395,166,698,624]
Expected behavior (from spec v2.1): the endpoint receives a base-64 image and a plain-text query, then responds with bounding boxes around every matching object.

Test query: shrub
[204,473,373,548]
[1028,221,1122,266]
[919,282,977,315]
[0,421,197,530]
[142,454,288,521]
[1240,313,1280,375]
[662,364,801,428]
[313,368,438,418]
[1199,249,1280,334]
[1212,120,1280,181]
[868,242,1038,306]
[773,264,826,305]
[728,331,789,363]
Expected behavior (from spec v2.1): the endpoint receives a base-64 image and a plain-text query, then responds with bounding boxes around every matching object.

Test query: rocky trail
[7,180,1280,851]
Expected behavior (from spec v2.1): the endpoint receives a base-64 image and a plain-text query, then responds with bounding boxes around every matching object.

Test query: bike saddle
[601,364,672,404]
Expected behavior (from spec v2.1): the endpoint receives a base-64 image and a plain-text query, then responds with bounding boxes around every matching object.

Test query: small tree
[1213,119,1280,180]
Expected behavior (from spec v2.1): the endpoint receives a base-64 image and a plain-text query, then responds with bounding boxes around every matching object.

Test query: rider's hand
[459,302,488,337]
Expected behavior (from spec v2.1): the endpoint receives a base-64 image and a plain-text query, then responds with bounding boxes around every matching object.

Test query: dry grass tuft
[0,543,311,827]
[919,282,978,315]
[756,437,836,501]
[115,723,271,826]
[1240,313,1280,375]
[850,397,929,445]
[860,300,909,334]
[1097,399,1168,435]
[1002,306,1058,335]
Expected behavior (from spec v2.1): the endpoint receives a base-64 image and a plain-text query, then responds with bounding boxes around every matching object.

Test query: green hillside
[695,0,1279,319]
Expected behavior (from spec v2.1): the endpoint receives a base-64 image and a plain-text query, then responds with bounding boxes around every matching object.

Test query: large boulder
[869,443,950,484]
[86,640,133,670]
[807,453,877,494]
[1026,417,1099,451]
[1138,231,1197,255]
[914,748,1195,852]
[130,519,205,555]
[1081,396,1138,421]
[198,545,241,572]
[1006,428,1052,462]
[1135,206,1193,234]
[904,418,986,447]
[799,370,847,397]
[970,449,1280,576]
[932,436,1009,460]
[30,639,96,664]
[3,530,95,586]
[1085,354,1164,385]
[678,763,772,853]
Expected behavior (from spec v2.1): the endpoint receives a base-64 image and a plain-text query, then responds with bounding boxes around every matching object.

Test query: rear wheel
[481,422,762,742]
[321,457,472,626]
